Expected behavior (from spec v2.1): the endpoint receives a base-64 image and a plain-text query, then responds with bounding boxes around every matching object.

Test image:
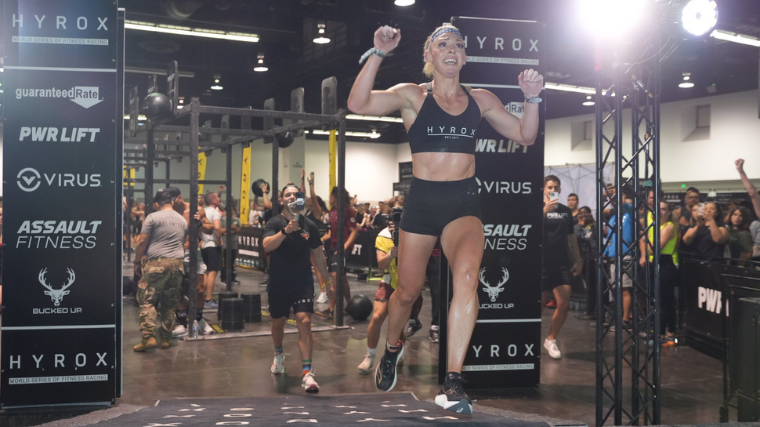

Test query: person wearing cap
[133,187,188,352]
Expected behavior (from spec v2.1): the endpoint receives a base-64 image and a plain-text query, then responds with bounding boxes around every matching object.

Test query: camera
[391,207,403,246]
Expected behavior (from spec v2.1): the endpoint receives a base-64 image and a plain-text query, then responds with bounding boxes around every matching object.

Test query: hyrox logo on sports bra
[426,126,477,139]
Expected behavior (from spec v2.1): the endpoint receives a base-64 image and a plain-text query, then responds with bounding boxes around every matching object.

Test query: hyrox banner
[450,17,544,388]
[2,0,121,408]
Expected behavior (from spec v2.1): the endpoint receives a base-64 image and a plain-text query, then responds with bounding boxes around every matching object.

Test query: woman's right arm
[347,26,411,116]
[736,159,760,219]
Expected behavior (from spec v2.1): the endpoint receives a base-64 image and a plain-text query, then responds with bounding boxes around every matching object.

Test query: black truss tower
[595,28,664,426]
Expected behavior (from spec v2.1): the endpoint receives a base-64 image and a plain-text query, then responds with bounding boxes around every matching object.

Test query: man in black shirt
[541,175,583,360]
[263,184,330,393]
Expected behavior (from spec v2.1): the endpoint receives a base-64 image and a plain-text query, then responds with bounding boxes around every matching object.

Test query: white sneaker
[544,338,561,359]
[316,292,329,304]
[172,324,187,337]
[357,353,375,374]
[271,352,285,374]
[302,370,319,393]
[197,319,213,335]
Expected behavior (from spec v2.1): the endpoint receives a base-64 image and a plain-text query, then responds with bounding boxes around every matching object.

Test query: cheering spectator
[682,202,728,261]
[735,159,760,219]
[567,193,580,225]
[725,206,753,261]
[574,206,598,318]
[641,200,679,346]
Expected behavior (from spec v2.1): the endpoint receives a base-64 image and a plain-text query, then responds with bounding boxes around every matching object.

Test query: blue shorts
[399,176,482,236]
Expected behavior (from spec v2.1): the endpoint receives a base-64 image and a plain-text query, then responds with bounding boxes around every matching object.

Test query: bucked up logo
[478,267,514,310]
[15,86,103,109]
[34,267,83,315]
[17,167,101,192]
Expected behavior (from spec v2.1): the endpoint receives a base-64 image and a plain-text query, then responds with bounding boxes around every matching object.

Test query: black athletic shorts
[201,246,223,272]
[541,266,573,292]
[328,248,347,273]
[400,176,482,236]
[268,286,314,319]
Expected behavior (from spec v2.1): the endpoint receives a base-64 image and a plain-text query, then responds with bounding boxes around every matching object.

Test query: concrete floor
[114,264,730,427]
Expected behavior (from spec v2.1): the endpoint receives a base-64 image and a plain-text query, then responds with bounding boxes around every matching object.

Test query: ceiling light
[710,29,760,47]
[582,95,595,106]
[394,0,415,5]
[681,0,718,36]
[126,66,195,78]
[313,22,331,44]
[125,20,259,42]
[544,82,613,96]
[545,83,595,94]
[346,114,404,123]
[123,114,148,121]
[254,52,268,72]
[679,72,694,88]
[308,130,380,139]
[211,74,223,90]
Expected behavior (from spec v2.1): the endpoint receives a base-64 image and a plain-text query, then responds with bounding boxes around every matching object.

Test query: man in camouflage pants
[133,187,188,352]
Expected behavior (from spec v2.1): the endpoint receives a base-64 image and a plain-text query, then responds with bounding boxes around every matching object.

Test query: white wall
[545,89,760,186]
[134,135,405,205]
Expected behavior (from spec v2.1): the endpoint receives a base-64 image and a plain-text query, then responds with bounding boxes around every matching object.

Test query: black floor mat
[93,393,550,426]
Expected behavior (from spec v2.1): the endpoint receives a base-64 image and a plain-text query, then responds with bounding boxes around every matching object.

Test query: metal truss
[595,33,663,426]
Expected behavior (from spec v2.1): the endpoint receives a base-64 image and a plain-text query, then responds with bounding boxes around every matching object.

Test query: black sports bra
[406,83,482,155]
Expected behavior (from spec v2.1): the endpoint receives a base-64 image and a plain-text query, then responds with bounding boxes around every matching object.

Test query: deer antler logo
[479,267,509,303]
[38,268,75,306]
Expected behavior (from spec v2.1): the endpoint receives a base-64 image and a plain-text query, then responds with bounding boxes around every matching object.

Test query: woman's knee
[394,287,421,306]
[452,267,480,293]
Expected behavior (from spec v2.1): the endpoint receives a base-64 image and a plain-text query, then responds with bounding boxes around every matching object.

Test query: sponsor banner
[3,0,117,69]
[239,145,252,225]
[1,329,115,407]
[462,322,541,387]
[2,0,119,408]
[449,17,544,388]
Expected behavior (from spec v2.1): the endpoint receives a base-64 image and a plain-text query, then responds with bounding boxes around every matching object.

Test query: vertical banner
[328,130,337,207]
[239,145,252,225]
[1,0,121,407]
[197,151,207,195]
[449,17,545,388]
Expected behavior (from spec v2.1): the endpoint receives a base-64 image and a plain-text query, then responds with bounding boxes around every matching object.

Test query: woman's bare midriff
[411,152,475,181]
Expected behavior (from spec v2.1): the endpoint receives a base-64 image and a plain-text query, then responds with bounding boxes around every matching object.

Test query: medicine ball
[141,92,172,119]
[346,295,373,321]
[251,179,269,197]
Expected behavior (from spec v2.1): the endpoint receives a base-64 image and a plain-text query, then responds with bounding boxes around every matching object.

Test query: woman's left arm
[476,69,543,146]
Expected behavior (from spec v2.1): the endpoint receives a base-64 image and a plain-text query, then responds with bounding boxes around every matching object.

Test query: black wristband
[282,229,289,236]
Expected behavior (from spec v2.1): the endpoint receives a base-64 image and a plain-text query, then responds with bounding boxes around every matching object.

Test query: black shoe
[435,372,472,414]
[429,326,440,343]
[375,341,404,392]
[404,319,422,337]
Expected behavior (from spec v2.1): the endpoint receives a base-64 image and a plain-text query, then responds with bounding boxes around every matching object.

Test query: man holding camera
[262,184,330,393]
[542,175,583,360]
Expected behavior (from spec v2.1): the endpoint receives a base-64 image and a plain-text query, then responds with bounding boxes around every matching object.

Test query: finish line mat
[94,393,550,426]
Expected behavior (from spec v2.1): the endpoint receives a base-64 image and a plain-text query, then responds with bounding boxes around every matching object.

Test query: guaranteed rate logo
[15,86,103,109]
[16,220,102,250]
